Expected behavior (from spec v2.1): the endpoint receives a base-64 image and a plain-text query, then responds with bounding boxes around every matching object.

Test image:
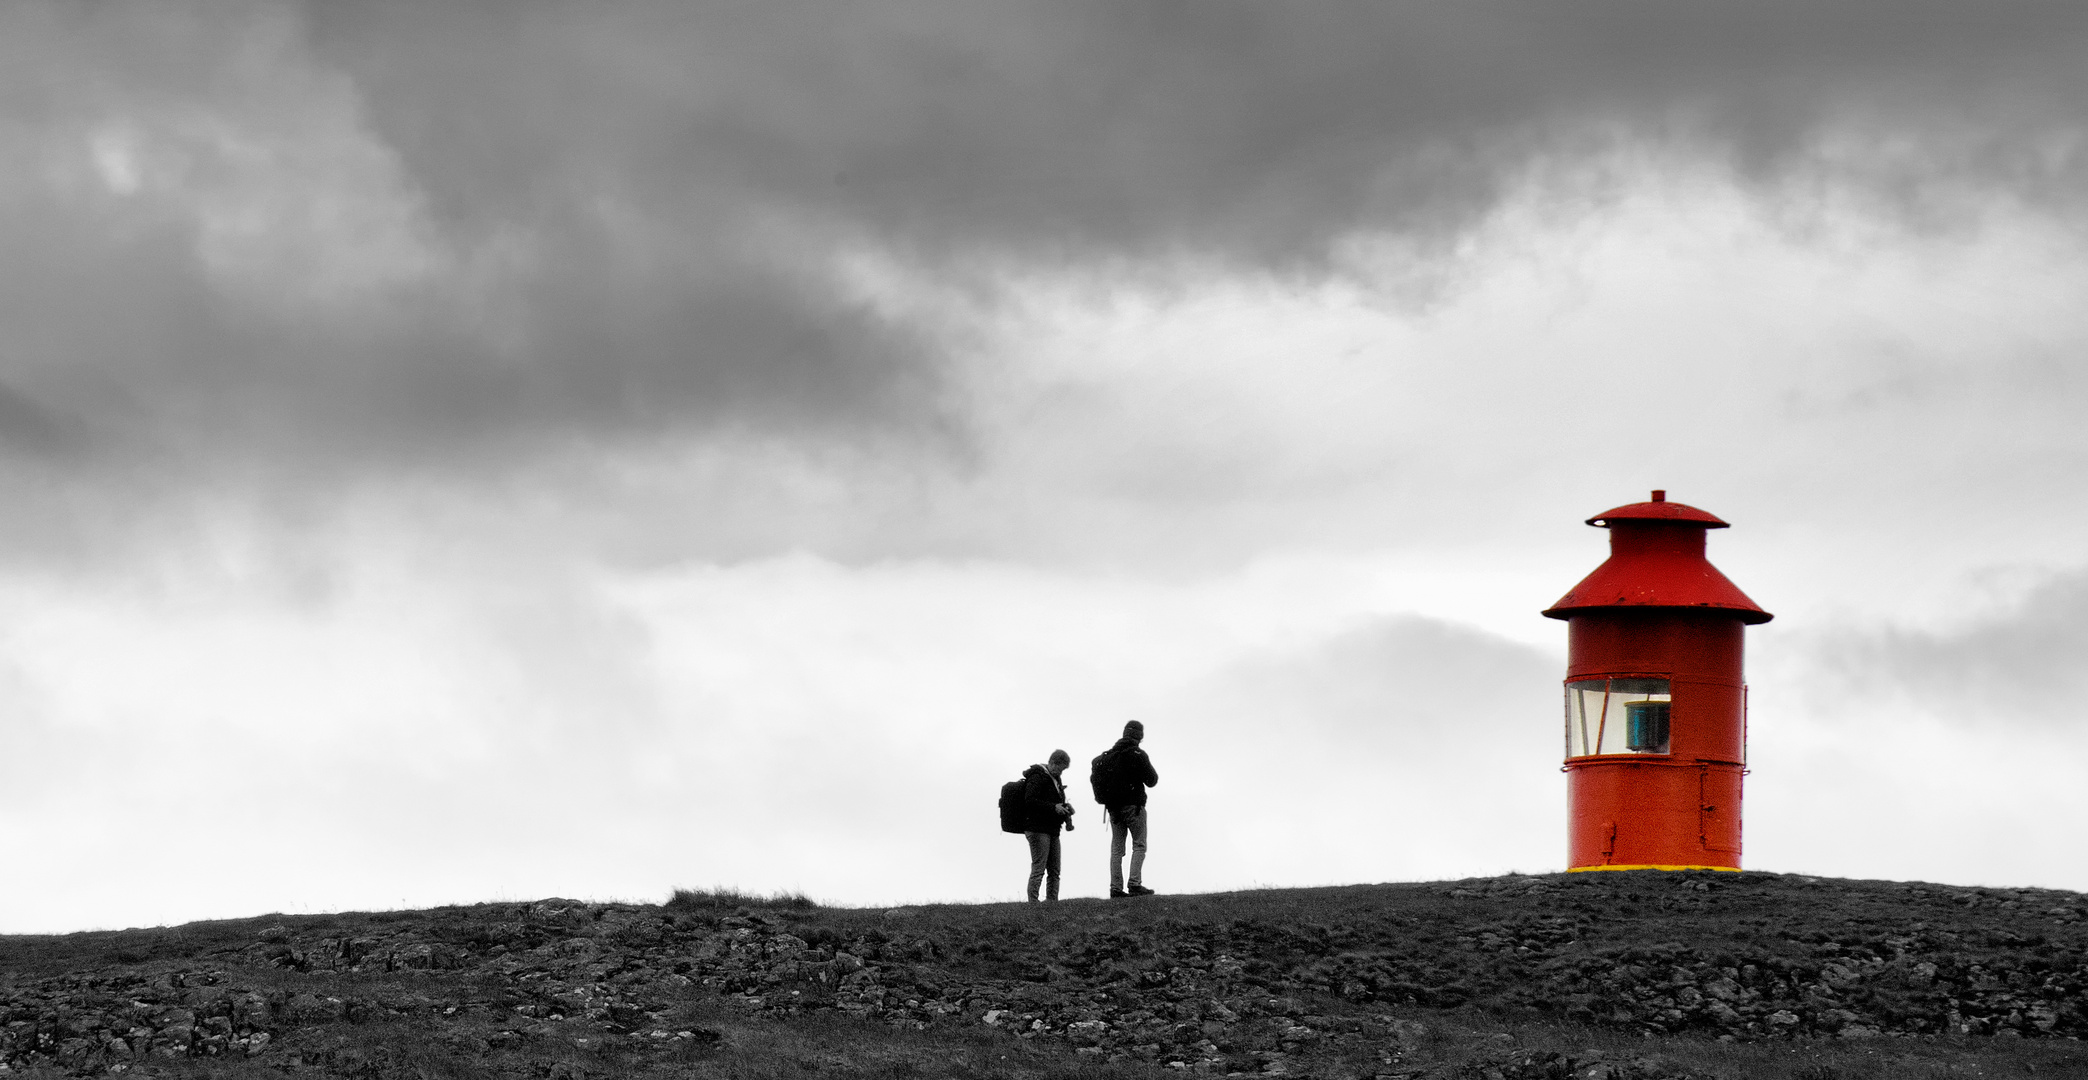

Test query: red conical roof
[1543,491,1771,624]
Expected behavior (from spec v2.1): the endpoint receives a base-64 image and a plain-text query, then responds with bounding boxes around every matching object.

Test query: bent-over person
[1021,749,1076,902]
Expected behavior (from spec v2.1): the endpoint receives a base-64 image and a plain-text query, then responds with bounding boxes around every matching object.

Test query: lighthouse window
[1564,677,1671,757]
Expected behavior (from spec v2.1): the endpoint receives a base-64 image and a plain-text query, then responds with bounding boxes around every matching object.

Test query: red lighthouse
[1543,491,1771,872]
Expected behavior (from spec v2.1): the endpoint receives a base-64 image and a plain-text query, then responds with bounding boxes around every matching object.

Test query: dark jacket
[1021,764,1068,834]
[1100,737,1159,810]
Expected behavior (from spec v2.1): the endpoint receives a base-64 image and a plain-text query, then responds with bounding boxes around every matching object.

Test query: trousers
[1109,805,1148,891]
[1025,830,1062,902]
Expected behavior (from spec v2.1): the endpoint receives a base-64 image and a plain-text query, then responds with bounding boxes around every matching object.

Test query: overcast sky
[3,1,2087,933]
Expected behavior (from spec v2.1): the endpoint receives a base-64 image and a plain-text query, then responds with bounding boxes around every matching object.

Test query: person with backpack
[1091,720,1159,897]
[1019,750,1077,903]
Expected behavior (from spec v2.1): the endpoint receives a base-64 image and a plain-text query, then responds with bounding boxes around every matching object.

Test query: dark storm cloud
[1808,569,2088,725]
[9,1,2088,474]
[312,0,2088,269]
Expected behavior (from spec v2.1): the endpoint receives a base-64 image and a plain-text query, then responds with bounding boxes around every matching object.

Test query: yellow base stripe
[1568,864,1741,873]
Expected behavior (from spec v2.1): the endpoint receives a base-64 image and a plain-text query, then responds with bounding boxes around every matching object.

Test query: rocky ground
[3,871,2085,1078]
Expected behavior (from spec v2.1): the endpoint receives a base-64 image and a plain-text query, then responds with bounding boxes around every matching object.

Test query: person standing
[1094,720,1159,897]
[1021,750,1076,903]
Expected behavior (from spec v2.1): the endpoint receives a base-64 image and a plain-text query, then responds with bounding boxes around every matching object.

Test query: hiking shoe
[1109,888,1128,898]
[1126,885,1155,896]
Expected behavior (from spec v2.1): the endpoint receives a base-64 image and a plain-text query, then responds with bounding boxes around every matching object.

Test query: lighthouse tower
[1543,491,1771,872]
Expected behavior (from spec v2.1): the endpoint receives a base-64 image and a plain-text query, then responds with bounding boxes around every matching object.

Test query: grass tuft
[664,886,819,912]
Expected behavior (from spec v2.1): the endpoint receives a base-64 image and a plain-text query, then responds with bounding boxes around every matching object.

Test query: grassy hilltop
[3,871,2086,1079]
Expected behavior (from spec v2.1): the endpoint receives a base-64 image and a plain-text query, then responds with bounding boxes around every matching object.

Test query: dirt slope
[3,871,2085,1079]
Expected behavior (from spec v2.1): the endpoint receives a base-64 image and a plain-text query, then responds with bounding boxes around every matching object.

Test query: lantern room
[1543,490,1771,872]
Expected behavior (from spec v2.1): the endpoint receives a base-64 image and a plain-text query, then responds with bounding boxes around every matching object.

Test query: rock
[1386,1018,1430,1042]
[1819,963,1863,990]
[1820,1008,1863,1033]
[1066,1019,1108,1045]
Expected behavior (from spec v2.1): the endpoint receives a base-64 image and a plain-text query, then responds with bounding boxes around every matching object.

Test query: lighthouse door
[1698,766,1742,856]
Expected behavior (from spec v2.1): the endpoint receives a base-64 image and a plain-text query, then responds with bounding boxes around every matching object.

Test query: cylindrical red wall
[1563,608,1747,869]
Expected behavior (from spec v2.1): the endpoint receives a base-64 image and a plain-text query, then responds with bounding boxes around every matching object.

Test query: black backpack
[998,778,1028,834]
[1090,748,1132,807]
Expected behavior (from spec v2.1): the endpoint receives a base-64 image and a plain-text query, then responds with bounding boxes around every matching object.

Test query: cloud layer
[1798,568,2088,725]
[5,0,2087,488]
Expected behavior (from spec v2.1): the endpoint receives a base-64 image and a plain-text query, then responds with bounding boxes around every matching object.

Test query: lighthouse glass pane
[1564,678,1671,757]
